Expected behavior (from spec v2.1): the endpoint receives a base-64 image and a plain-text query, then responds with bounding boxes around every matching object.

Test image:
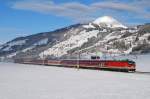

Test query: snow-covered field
[0,54,150,99]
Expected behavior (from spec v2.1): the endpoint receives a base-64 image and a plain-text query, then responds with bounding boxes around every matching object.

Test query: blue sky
[0,0,150,44]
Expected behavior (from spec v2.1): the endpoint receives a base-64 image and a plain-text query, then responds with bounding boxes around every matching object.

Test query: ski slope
[0,54,150,99]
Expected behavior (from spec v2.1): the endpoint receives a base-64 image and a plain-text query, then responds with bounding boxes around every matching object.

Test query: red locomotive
[14,56,136,72]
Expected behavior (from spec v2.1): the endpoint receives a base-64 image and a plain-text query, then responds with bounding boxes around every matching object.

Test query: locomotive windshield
[128,60,135,64]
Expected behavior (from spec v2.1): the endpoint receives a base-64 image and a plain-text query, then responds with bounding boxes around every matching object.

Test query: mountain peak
[93,16,127,28]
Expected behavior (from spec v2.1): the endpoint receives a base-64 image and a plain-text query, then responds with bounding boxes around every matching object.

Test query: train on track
[14,57,136,72]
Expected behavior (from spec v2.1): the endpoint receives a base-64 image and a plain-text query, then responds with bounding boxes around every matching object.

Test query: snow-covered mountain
[84,16,127,29]
[93,16,127,28]
[0,16,150,61]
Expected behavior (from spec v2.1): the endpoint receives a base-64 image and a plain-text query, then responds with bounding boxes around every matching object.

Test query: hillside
[0,16,150,61]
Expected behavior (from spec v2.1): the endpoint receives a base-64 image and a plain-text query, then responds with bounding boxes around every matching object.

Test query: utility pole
[77,48,80,70]
[77,39,80,70]
[43,51,45,65]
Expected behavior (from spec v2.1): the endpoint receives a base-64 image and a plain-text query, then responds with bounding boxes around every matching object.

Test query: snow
[0,45,3,50]
[7,40,26,46]
[104,32,121,41]
[83,16,127,29]
[33,38,48,46]
[40,30,99,58]
[124,47,133,54]
[128,29,138,33]
[7,52,18,58]
[83,23,96,29]
[100,29,107,32]
[22,46,35,52]
[2,40,27,51]
[2,46,12,51]
[0,55,150,99]
[138,33,150,43]
[132,54,150,72]
[93,16,127,28]
[121,30,127,33]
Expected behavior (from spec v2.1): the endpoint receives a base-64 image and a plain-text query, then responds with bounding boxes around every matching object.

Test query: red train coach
[58,59,136,72]
[14,59,136,72]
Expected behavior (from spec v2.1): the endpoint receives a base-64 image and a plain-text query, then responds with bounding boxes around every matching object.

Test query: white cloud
[10,0,150,22]
[92,2,140,12]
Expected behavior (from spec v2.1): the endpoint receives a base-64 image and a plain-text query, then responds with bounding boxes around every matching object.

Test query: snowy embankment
[0,57,150,99]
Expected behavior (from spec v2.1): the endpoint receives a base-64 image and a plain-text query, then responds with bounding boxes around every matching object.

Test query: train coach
[58,59,136,72]
[14,58,136,72]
